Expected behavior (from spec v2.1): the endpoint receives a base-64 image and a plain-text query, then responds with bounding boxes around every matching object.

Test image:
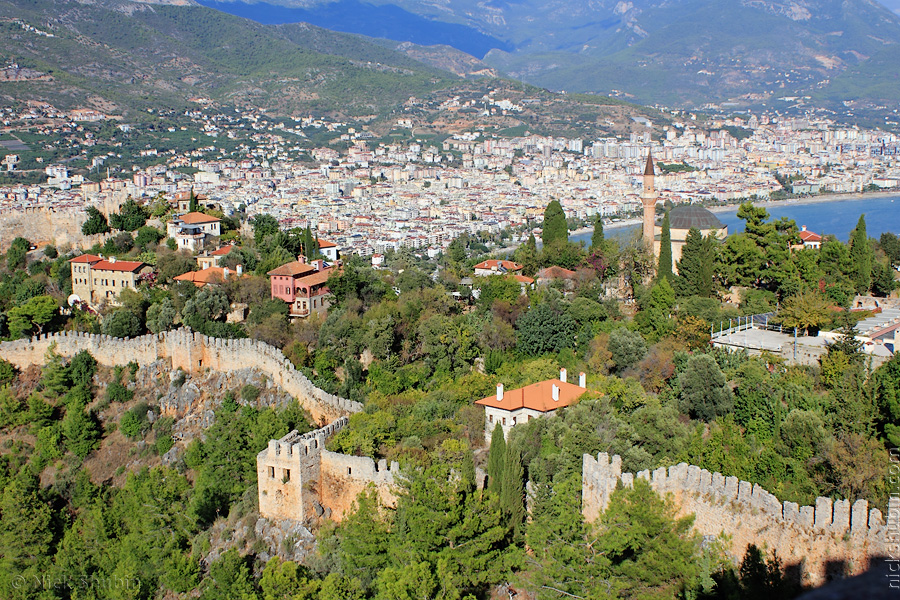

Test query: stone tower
[641,151,658,249]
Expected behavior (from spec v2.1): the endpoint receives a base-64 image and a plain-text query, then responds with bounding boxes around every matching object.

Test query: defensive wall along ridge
[583,453,900,586]
[0,328,362,424]
[256,417,399,524]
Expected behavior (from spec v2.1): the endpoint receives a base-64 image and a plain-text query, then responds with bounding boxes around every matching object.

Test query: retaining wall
[0,328,362,424]
[583,453,899,586]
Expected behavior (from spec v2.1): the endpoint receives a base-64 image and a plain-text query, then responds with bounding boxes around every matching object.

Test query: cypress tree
[590,214,605,252]
[487,423,506,494]
[658,211,673,282]
[188,187,199,213]
[541,200,568,247]
[500,444,525,536]
[849,214,873,293]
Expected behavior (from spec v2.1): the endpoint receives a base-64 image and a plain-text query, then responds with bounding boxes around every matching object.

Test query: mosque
[641,152,727,273]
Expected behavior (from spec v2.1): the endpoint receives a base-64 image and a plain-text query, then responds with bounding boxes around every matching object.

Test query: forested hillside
[1,198,899,598]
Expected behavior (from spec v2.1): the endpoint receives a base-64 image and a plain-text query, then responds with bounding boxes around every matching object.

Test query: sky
[881,0,900,13]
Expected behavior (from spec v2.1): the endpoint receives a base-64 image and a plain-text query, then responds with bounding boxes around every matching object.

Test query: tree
[516,303,577,356]
[595,478,700,598]
[636,277,675,341]
[778,289,831,335]
[182,287,229,331]
[871,262,897,297]
[541,200,568,247]
[500,444,525,536]
[102,309,143,338]
[848,214,873,293]
[157,250,197,284]
[880,232,900,267]
[657,211,673,282]
[487,424,506,494]
[875,355,900,447]
[677,228,715,297]
[109,197,149,231]
[189,188,199,213]
[590,214,605,252]
[252,213,280,247]
[679,354,733,421]
[135,226,164,250]
[146,298,177,333]
[6,295,58,338]
[513,233,540,277]
[61,402,101,458]
[5,236,29,271]
[82,206,110,235]
[608,327,647,371]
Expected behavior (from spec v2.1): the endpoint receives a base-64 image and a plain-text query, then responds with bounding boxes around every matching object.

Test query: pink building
[267,257,337,318]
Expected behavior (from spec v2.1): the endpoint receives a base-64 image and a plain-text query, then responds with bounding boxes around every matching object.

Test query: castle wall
[583,453,899,586]
[256,417,400,524]
[319,451,399,521]
[0,328,362,424]
[256,418,348,522]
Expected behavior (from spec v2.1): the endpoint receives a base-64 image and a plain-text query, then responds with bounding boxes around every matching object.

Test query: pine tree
[487,423,506,494]
[541,200,568,247]
[590,214,605,252]
[849,214,873,293]
[658,211,673,282]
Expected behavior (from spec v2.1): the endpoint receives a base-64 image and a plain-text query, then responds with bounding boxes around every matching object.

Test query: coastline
[706,190,899,214]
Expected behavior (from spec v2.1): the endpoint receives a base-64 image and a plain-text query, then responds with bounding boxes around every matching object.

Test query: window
[268,466,275,478]
[502,417,506,425]
[512,416,517,424]
[489,414,493,423]
[282,469,290,482]
[348,467,352,475]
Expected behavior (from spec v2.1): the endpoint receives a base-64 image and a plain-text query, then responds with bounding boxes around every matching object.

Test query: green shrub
[240,384,260,403]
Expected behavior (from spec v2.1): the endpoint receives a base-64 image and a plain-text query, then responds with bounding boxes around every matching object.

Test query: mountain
[0,0,458,116]
[198,0,900,107]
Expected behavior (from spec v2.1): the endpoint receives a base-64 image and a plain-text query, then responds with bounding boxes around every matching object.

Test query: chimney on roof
[223,267,229,280]
[298,255,306,264]
[552,384,559,401]
[110,256,116,263]
[560,368,567,383]
[801,225,807,231]
[579,372,586,388]
[497,383,504,401]
[236,264,243,276]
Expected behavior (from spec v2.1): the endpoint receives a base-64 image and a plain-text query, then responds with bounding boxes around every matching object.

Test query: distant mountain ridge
[198,0,900,107]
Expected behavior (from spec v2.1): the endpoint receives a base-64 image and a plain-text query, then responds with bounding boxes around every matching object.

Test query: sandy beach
[706,190,899,214]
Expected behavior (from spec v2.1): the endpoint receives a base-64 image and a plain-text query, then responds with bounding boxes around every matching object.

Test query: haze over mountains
[197,0,900,107]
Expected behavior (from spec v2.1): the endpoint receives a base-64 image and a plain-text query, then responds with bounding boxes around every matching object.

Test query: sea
[570,193,900,245]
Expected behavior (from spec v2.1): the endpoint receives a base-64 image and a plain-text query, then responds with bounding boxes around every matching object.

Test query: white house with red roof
[475,368,586,441]
[197,244,237,269]
[473,259,523,277]
[69,254,152,305]
[167,212,221,252]
[797,226,823,249]
[317,238,340,262]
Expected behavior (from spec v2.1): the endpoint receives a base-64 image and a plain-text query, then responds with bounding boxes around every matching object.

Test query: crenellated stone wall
[583,453,899,586]
[256,418,399,524]
[0,328,361,424]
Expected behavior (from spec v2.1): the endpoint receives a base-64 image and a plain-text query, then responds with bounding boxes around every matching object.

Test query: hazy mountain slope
[0,0,458,115]
[198,0,900,106]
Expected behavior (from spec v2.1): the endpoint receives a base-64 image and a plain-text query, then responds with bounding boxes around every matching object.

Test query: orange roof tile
[514,274,535,284]
[475,379,585,412]
[267,261,317,277]
[473,259,523,272]
[174,267,243,287]
[177,212,220,225]
[317,239,337,248]
[70,254,102,264]
[211,244,237,256]
[91,260,146,272]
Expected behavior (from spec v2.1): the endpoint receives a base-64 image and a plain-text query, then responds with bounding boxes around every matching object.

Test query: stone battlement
[257,417,399,524]
[0,328,362,424]
[583,453,898,585]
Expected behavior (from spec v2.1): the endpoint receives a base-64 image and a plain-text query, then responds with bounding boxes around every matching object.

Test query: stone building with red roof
[475,368,587,441]
[69,254,152,305]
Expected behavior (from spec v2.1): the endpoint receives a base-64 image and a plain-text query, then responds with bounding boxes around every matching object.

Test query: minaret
[641,151,658,249]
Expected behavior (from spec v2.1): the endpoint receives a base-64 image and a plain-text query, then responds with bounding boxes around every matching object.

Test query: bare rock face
[254,517,316,564]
